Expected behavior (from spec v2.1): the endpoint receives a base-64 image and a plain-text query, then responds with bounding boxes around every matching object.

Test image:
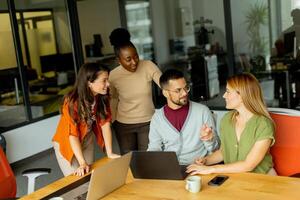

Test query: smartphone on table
[208,175,229,186]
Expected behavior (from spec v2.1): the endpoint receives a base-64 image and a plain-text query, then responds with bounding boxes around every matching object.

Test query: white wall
[3,115,60,163]
[77,0,121,58]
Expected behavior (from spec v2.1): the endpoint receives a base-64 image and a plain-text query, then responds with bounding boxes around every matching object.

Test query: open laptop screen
[130,151,189,180]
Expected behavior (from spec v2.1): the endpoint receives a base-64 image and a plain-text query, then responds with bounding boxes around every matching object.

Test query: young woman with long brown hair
[53,62,119,177]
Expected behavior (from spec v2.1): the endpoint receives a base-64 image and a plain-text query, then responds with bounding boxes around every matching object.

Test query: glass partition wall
[125,0,154,60]
[0,2,27,127]
[0,0,76,130]
[230,0,300,109]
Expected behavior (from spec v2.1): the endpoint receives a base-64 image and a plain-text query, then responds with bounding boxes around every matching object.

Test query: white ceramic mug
[49,197,64,200]
[185,175,201,193]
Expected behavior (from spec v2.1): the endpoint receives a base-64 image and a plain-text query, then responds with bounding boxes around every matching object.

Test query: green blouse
[220,111,275,174]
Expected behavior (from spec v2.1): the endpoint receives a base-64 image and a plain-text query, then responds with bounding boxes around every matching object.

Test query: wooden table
[103,173,300,200]
[20,158,300,200]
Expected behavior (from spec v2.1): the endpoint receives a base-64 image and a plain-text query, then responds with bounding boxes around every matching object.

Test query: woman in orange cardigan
[53,63,119,177]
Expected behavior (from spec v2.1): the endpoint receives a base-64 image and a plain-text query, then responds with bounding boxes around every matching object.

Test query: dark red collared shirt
[163,103,189,132]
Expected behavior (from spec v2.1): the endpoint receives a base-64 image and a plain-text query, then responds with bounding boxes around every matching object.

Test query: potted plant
[245,2,268,57]
[245,2,269,73]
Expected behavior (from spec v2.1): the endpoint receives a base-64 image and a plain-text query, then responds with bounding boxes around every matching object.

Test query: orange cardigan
[52,98,111,163]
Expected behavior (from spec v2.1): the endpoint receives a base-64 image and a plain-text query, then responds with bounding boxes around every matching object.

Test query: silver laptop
[85,152,132,200]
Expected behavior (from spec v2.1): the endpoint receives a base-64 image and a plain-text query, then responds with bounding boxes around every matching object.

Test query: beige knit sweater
[109,60,162,124]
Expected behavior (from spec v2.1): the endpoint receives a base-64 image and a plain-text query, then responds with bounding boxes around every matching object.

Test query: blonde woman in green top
[187,73,277,175]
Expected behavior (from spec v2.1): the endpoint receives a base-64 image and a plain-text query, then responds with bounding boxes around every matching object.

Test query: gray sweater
[147,101,220,165]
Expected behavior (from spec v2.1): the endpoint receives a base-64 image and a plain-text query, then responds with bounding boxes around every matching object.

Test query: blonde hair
[227,73,273,124]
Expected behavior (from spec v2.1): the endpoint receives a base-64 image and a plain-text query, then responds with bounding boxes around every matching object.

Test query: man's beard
[170,96,188,106]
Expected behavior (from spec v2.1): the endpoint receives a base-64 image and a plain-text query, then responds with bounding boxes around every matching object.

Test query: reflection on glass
[125,0,154,60]
[17,11,56,77]
[232,0,300,109]
[13,0,75,121]
[0,6,27,127]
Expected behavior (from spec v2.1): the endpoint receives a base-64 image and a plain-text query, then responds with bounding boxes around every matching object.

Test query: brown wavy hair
[64,62,110,123]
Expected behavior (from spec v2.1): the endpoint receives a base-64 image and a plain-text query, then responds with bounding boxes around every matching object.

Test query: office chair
[268,107,300,116]
[0,146,51,198]
[270,112,300,176]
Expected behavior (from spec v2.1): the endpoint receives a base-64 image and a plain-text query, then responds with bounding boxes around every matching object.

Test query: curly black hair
[109,28,136,57]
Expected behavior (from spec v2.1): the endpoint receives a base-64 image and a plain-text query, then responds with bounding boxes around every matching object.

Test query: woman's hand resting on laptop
[186,164,215,175]
[107,152,121,159]
[73,153,120,177]
[74,162,90,176]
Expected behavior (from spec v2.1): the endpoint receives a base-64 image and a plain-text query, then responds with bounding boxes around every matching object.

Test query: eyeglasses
[164,85,191,94]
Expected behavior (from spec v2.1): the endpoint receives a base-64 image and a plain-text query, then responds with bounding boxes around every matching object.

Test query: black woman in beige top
[109,28,162,154]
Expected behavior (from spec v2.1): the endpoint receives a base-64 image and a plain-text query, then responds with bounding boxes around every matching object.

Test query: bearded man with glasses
[147,69,220,165]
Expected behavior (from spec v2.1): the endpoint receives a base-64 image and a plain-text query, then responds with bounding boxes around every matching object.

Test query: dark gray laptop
[130,151,189,180]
